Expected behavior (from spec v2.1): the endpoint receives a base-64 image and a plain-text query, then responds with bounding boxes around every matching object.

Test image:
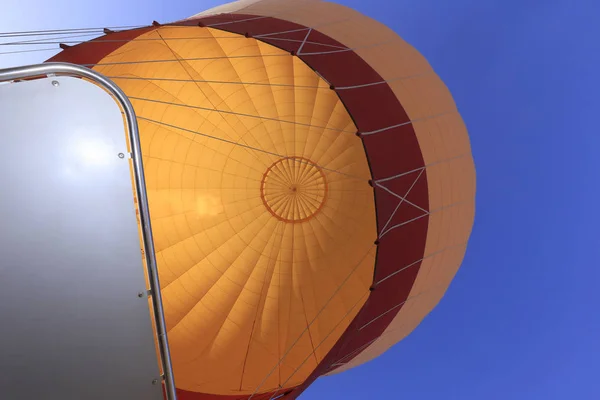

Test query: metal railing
[0,62,177,400]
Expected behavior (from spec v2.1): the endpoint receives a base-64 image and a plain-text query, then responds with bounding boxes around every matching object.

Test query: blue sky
[2,0,599,399]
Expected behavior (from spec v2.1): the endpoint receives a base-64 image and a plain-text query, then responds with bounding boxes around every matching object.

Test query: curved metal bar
[0,62,177,400]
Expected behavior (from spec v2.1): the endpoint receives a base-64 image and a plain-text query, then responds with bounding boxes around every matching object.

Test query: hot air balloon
[48,1,476,399]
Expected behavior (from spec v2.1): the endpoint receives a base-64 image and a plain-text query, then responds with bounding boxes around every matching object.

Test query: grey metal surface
[0,62,177,400]
[0,74,164,400]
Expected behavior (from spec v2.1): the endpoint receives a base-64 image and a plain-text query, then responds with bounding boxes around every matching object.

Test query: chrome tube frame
[0,62,177,400]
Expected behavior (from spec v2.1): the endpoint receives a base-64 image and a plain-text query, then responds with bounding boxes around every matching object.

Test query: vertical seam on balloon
[203,18,365,180]
[152,29,285,326]
[119,51,268,180]
[203,27,286,168]
[238,220,285,390]
[247,246,375,398]
[267,291,370,400]
[158,27,274,178]
[160,201,281,329]
[294,219,321,376]
[245,37,292,169]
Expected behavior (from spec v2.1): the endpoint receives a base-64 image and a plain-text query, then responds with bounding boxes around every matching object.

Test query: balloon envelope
[49,1,476,399]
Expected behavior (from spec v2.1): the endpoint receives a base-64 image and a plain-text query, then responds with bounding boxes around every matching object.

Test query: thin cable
[85,53,289,67]
[136,116,364,181]
[247,247,375,399]
[1,32,101,46]
[335,71,433,90]
[204,15,268,27]
[109,73,430,92]
[374,154,467,185]
[109,73,430,94]
[154,27,278,176]
[0,47,58,56]
[361,112,452,136]
[0,35,252,46]
[374,181,428,216]
[378,169,424,235]
[271,247,468,393]
[379,200,465,239]
[253,27,309,38]
[266,291,370,400]
[0,30,104,38]
[328,277,466,371]
[27,32,101,43]
[296,28,312,56]
[0,25,144,37]
[128,96,355,135]
[0,31,104,40]
[328,337,380,368]
[262,37,347,50]
[374,242,468,287]
[108,75,326,90]
[358,280,459,333]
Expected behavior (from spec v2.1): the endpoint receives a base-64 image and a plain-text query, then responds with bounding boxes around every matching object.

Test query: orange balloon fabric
[49,1,475,399]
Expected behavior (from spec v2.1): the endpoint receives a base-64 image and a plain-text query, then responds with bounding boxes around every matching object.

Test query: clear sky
[2,0,599,399]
